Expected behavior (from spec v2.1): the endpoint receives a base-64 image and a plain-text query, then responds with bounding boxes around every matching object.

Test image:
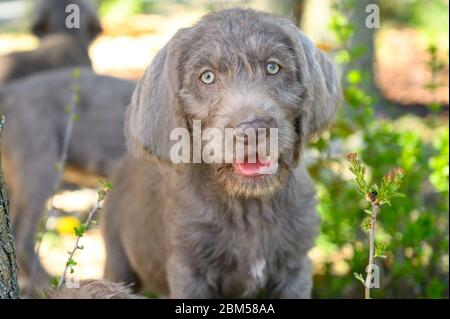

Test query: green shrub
[311,0,449,298]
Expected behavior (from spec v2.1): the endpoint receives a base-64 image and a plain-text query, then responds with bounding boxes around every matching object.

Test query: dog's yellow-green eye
[266,62,281,75]
[200,70,215,84]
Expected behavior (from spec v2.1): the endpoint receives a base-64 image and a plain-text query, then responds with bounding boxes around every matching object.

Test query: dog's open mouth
[232,157,278,177]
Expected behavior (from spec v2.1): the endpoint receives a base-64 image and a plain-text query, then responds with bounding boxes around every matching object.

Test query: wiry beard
[214,158,291,199]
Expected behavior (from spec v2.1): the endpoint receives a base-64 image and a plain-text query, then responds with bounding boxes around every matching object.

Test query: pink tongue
[233,159,273,176]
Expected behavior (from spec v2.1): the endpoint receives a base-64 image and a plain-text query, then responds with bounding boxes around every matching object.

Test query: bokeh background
[0,0,448,298]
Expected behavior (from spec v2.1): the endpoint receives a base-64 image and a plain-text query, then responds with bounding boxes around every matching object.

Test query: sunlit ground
[39,188,103,280]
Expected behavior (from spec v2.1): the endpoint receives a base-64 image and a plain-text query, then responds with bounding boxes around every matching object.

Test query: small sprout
[378,167,406,206]
[49,277,59,288]
[347,153,405,298]
[360,217,371,232]
[73,224,86,237]
[100,179,113,190]
[97,179,113,201]
[98,190,107,201]
[347,152,357,161]
[374,241,389,259]
[354,272,365,285]
[57,179,113,289]
[66,257,77,267]
[347,152,369,195]
[384,167,405,184]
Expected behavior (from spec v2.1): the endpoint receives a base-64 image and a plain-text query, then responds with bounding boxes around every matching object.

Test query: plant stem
[28,70,79,294]
[56,200,101,290]
[365,201,379,299]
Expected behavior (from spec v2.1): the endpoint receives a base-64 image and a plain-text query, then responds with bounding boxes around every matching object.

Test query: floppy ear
[125,29,189,162]
[285,25,341,141]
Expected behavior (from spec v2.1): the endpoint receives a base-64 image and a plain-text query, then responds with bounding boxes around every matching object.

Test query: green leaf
[49,277,59,288]
[361,217,371,232]
[375,241,389,258]
[353,272,365,285]
[66,257,77,267]
[74,224,86,237]
[98,189,107,201]
[99,179,113,190]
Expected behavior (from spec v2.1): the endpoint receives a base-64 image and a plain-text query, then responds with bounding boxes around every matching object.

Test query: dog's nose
[235,117,276,142]
[236,117,275,131]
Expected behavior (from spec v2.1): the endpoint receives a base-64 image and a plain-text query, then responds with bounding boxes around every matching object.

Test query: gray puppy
[0,0,102,85]
[102,8,339,298]
[0,67,134,288]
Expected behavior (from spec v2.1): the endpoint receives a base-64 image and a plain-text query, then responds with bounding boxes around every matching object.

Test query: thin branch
[28,69,80,293]
[365,201,379,299]
[56,200,101,290]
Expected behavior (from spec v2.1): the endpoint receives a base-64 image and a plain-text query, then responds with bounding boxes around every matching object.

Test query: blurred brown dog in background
[0,0,101,85]
[1,67,134,291]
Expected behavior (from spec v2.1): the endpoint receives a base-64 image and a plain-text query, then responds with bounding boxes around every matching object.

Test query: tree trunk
[345,0,379,98]
[0,115,20,299]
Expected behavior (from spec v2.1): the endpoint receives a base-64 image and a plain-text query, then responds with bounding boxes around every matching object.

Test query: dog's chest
[202,207,281,297]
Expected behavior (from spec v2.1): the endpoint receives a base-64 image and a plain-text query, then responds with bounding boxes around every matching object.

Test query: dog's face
[32,0,102,44]
[126,9,340,198]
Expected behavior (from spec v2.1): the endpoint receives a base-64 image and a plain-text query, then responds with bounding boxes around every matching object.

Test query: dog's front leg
[167,254,213,299]
[269,256,313,299]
